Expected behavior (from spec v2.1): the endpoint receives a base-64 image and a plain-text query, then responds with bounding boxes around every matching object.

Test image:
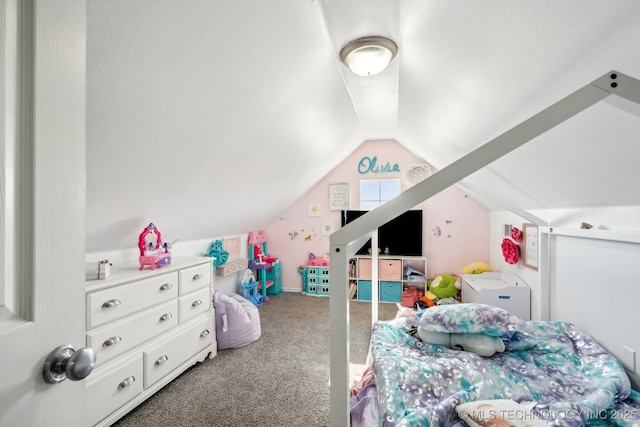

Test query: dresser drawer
[379,259,402,281]
[86,354,143,427]
[87,272,179,329]
[380,281,402,302]
[179,287,211,323]
[143,314,214,388]
[179,263,211,295]
[88,300,179,366]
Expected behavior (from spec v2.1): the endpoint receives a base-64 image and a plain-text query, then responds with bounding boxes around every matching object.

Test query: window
[360,179,401,209]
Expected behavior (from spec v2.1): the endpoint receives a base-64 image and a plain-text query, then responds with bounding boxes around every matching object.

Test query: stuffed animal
[428,274,459,299]
[307,252,330,267]
[462,261,493,274]
[417,327,505,357]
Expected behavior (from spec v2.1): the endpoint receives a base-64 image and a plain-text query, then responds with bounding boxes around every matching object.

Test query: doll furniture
[137,223,171,270]
[247,230,282,300]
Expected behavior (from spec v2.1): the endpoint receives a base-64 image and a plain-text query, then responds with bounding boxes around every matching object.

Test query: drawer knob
[159,313,173,322]
[159,283,173,291]
[118,376,135,390]
[192,273,204,280]
[154,355,169,367]
[191,299,203,307]
[102,336,122,347]
[101,299,121,309]
[200,329,210,338]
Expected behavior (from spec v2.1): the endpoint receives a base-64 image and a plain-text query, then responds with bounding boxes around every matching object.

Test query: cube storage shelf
[299,255,428,303]
[350,256,427,303]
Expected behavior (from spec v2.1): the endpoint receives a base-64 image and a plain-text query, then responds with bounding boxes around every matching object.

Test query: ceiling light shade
[339,36,398,77]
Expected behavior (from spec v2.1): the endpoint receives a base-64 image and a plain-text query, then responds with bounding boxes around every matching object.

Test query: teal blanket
[371,315,640,426]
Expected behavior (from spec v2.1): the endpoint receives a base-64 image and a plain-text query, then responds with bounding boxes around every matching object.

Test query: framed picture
[522,223,538,270]
[321,221,334,236]
[308,203,321,217]
[329,183,349,210]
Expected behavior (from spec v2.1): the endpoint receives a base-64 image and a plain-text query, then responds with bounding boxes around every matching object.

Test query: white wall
[490,206,640,389]
[86,234,250,295]
[490,206,640,319]
[266,140,491,291]
[489,211,543,318]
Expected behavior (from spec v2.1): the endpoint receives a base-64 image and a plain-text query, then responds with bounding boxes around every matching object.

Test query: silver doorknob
[42,345,97,384]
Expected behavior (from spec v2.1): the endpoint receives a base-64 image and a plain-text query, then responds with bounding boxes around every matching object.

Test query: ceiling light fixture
[339,36,398,77]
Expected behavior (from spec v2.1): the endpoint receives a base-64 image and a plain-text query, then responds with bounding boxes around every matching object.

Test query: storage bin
[357,280,372,301]
[380,281,402,302]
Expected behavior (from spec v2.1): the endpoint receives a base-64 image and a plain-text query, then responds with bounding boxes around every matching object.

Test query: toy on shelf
[138,223,172,270]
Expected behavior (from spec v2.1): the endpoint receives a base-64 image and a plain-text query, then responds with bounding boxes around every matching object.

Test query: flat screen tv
[340,209,423,256]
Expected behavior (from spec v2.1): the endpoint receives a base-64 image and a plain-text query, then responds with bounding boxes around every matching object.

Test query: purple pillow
[416,303,524,337]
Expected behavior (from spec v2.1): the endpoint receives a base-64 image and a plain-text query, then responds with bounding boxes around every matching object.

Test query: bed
[350,303,640,426]
[330,71,640,425]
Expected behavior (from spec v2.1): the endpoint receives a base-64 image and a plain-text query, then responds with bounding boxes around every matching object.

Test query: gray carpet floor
[112,291,398,427]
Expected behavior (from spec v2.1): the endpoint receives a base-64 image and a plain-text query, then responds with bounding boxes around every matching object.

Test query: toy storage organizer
[349,256,427,303]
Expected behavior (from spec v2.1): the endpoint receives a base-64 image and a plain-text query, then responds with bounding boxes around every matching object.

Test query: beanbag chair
[214,290,261,350]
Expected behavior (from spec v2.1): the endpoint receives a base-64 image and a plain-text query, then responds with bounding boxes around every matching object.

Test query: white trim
[543,226,640,244]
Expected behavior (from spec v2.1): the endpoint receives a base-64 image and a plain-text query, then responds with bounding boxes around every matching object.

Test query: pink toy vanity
[138,223,172,270]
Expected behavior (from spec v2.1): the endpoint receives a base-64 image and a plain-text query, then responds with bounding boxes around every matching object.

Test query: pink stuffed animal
[307,253,330,267]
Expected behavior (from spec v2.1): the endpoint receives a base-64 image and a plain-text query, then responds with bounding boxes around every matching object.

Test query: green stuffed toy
[428,274,460,299]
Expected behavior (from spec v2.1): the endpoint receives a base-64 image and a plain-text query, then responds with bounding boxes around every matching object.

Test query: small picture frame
[308,203,321,217]
[522,223,538,270]
[321,221,334,236]
[329,183,349,211]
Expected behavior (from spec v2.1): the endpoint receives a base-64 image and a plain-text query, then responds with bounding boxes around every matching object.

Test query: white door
[0,1,88,425]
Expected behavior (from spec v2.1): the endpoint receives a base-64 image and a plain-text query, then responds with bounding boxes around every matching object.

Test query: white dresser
[85,256,216,427]
[461,272,531,320]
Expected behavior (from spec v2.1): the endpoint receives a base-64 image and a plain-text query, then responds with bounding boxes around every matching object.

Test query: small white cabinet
[85,257,216,427]
[461,272,531,320]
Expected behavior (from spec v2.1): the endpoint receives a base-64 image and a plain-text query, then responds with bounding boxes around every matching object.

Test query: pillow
[416,303,524,337]
[417,327,506,357]
[462,262,493,274]
[450,333,505,357]
[455,399,547,427]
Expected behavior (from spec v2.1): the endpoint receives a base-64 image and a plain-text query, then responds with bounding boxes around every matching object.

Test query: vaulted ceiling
[86,0,640,253]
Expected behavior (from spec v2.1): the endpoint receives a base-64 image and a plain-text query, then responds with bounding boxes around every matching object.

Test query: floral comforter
[370,312,640,426]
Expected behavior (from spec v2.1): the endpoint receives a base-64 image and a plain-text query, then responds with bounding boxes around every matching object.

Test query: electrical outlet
[620,346,636,372]
[504,224,512,237]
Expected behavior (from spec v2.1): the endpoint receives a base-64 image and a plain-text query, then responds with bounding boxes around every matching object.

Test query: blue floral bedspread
[371,316,640,426]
